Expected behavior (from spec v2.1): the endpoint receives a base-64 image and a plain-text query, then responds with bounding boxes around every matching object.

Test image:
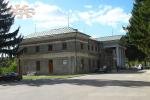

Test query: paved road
[0,70,150,100]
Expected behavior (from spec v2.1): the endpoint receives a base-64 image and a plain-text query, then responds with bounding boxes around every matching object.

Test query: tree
[0,0,22,61]
[125,45,146,61]
[121,36,146,62]
[126,0,150,57]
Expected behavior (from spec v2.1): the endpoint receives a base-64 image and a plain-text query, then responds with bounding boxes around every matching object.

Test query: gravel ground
[0,70,150,100]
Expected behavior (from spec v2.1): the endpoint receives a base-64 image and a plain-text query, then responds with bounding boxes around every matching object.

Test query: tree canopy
[0,0,22,60]
[126,0,150,56]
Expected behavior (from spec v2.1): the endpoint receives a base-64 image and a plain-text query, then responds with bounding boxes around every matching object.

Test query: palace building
[18,27,125,74]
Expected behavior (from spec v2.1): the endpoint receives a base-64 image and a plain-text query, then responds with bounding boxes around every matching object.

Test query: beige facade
[18,27,125,75]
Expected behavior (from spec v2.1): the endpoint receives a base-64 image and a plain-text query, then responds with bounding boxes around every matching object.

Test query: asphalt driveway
[0,70,150,100]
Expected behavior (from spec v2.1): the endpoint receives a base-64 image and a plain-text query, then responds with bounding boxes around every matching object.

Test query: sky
[9,0,133,38]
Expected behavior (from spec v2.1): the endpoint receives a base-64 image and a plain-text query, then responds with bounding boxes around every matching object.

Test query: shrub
[0,58,17,74]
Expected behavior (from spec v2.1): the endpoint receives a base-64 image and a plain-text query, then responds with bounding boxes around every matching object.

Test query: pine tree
[0,0,22,61]
[126,0,150,57]
[121,36,146,62]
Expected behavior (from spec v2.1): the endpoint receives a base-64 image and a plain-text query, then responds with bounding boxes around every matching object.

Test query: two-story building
[18,27,125,74]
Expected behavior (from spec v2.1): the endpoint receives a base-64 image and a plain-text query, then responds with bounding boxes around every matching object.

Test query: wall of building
[19,32,101,75]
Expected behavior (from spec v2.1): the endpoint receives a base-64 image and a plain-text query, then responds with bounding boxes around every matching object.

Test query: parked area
[0,70,150,100]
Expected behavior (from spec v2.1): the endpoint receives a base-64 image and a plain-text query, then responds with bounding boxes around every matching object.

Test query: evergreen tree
[126,0,150,56]
[0,0,22,61]
[121,36,146,62]
[125,44,146,61]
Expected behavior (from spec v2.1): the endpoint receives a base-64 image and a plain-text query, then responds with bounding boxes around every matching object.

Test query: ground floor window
[36,61,40,71]
[81,59,84,69]
[89,59,91,67]
[92,60,95,67]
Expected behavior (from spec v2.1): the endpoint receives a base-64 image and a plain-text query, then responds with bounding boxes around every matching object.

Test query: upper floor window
[80,43,84,49]
[48,44,53,51]
[62,42,67,50]
[36,46,39,52]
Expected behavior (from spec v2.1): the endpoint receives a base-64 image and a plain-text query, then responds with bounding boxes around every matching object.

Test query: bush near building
[0,59,17,74]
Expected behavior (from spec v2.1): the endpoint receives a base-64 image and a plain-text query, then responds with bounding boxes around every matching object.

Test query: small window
[81,59,84,69]
[92,60,95,67]
[89,59,91,67]
[91,45,94,51]
[80,43,84,49]
[62,42,67,50]
[97,60,99,67]
[36,46,39,52]
[36,61,40,71]
[48,44,53,51]
[24,47,27,53]
[95,46,97,51]
[88,45,90,50]
[97,47,99,52]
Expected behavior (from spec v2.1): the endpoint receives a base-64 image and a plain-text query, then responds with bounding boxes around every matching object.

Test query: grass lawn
[23,74,85,80]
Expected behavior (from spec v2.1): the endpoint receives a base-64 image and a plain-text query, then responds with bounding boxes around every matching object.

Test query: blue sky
[9,0,133,37]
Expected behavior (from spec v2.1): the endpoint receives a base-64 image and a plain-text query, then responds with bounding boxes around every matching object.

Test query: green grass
[23,74,85,80]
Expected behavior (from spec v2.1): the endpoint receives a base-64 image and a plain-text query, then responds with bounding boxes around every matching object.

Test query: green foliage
[126,0,150,56]
[0,0,22,59]
[0,59,17,74]
[125,44,146,61]
[121,35,146,62]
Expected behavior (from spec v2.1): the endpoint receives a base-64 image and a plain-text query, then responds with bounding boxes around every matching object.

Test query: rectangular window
[80,43,84,49]
[81,59,84,69]
[97,47,99,52]
[36,61,40,71]
[62,42,67,50]
[24,47,27,53]
[95,46,97,52]
[97,60,99,68]
[91,45,94,51]
[48,44,53,51]
[36,46,39,52]
[89,59,91,67]
[88,45,90,50]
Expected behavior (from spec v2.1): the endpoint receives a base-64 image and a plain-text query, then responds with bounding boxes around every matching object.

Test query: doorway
[49,60,53,73]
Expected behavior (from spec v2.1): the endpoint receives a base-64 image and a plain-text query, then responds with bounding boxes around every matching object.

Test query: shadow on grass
[1,78,150,88]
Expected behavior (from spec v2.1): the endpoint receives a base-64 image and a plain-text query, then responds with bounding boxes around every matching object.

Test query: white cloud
[78,5,131,27]
[10,0,77,29]
[10,0,130,31]
[32,2,80,29]
[32,2,67,28]
[95,7,131,27]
